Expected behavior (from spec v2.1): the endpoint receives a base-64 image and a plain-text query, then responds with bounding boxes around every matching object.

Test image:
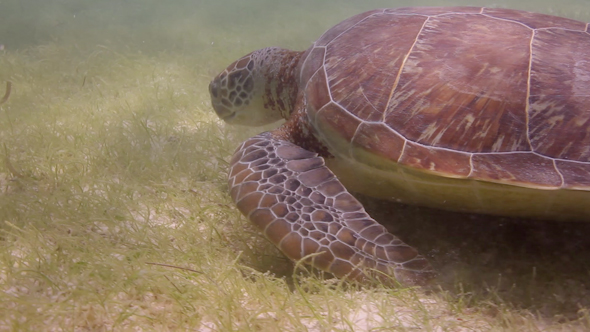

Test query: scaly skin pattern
[228,132,434,286]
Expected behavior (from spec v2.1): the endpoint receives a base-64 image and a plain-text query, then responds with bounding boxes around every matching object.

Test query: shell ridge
[479,13,536,30]
[552,159,566,188]
[467,153,475,178]
[536,27,590,33]
[525,29,535,151]
[381,16,430,122]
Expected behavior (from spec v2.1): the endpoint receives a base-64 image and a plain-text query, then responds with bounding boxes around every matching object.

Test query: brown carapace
[209,7,590,286]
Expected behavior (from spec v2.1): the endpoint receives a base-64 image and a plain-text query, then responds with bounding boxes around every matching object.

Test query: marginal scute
[471,153,563,187]
[315,102,361,146]
[483,7,587,30]
[352,123,406,163]
[399,141,471,177]
[555,160,590,189]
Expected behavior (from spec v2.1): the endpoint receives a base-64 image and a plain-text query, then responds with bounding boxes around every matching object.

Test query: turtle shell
[298,7,590,219]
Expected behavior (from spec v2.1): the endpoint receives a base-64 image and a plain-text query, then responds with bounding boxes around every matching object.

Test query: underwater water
[1,0,590,331]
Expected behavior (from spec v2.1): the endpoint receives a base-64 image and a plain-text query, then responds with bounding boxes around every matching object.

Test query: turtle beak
[208,79,220,99]
[209,78,236,122]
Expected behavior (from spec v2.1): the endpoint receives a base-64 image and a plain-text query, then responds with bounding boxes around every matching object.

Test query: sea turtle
[209,7,590,286]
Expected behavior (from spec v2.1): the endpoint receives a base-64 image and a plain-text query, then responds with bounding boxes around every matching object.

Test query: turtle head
[209,47,302,126]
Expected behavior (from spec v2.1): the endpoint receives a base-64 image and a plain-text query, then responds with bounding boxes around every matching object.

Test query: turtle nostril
[209,80,219,99]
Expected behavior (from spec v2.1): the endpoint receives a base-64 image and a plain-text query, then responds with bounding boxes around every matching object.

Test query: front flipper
[229,132,434,286]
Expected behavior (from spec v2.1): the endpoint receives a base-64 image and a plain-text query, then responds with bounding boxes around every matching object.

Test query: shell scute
[470,153,563,188]
[555,161,590,189]
[315,102,361,148]
[304,67,331,120]
[296,7,590,218]
[383,13,532,153]
[398,141,471,177]
[351,122,406,165]
[528,29,590,162]
[482,7,587,30]
[323,13,427,122]
[315,10,382,47]
[299,47,325,88]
